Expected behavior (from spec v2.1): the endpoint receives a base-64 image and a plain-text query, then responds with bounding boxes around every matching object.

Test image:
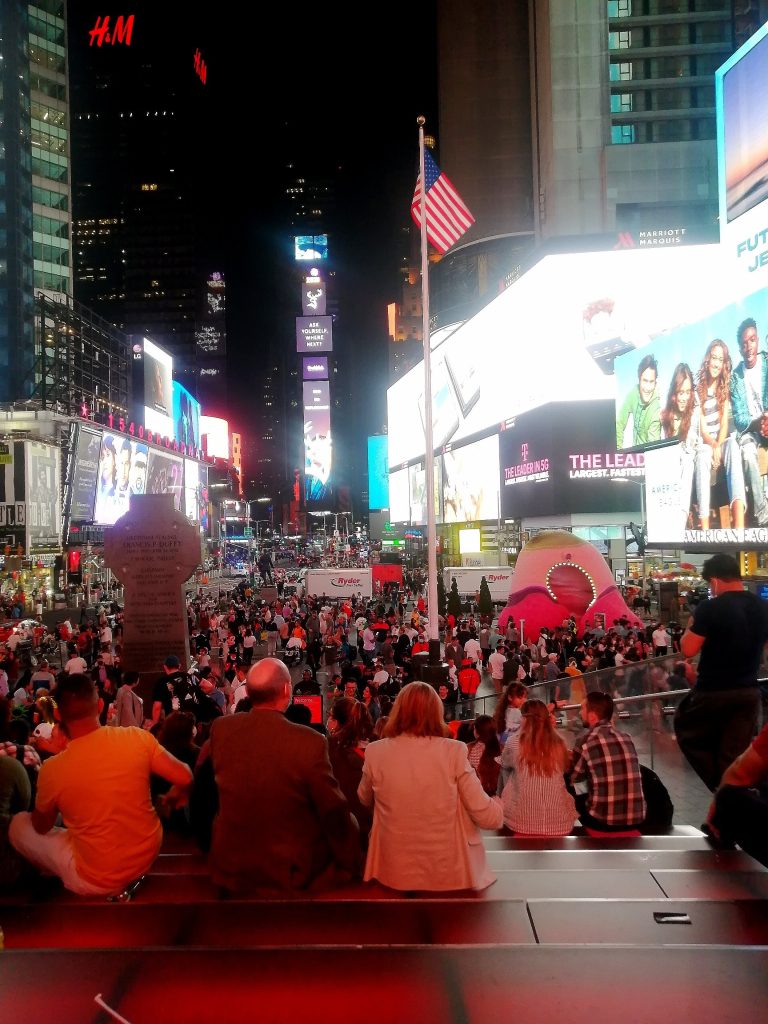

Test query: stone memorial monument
[104,494,200,673]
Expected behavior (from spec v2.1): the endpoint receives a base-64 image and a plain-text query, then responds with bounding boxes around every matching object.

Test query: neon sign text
[89,15,135,47]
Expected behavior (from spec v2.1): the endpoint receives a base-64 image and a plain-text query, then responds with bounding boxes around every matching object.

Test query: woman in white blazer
[358,681,503,892]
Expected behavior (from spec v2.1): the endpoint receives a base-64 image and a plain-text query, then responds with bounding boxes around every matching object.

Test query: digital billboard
[146,448,183,511]
[614,286,768,452]
[294,234,329,261]
[386,245,731,469]
[172,381,201,449]
[368,435,389,511]
[94,433,150,525]
[388,468,409,523]
[442,435,500,524]
[296,316,333,353]
[303,356,329,380]
[408,461,441,526]
[302,279,326,315]
[25,442,61,551]
[70,426,102,522]
[0,441,27,550]
[184,458,210,533]
[303,381,332,501]
[133,337,173,438]
[200,416,229,460]
[499,402,643,520]
[717,23,768,285]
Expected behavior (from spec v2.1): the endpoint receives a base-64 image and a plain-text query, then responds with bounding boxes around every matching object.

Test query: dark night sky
[67,1,438,490]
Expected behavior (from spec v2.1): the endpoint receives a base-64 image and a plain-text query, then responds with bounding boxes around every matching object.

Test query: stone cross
[104,494,200,673]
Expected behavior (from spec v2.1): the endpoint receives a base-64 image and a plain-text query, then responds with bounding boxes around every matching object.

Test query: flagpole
[417,116,440,663]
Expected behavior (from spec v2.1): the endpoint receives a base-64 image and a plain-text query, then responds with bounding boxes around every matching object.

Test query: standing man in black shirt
[675,553,768,791]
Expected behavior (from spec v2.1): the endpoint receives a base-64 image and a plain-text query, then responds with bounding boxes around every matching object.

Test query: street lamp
[612,477,648,599]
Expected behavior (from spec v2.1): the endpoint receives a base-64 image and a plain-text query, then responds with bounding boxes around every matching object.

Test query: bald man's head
[246,658,292,709]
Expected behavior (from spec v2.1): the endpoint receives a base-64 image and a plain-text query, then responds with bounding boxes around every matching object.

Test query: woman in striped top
[500,699,576,836]
[694,340,745,530]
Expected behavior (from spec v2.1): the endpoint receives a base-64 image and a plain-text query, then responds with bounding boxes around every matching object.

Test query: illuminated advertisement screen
[206,272,226,316]
[386,246,731,469]
[408,461,441,526]
[94,433,150,525]
[302,280,326,315]
[303,356,329,380]
[172,381,201,449]
[296,316,333,353]
[135,337,173,438]
[367,435,389,511]
[614,286,768,453]
[147,448,183,511]
[294,234,329,261]
[442,435,500,524]
[389,468,409,522]
[304,381,332,501]
[499,402,643,520]
[25,442,61,551]
[200,416,229,459]
[184,458,210,533]
[70,426,102,522]
[717,23,768,285]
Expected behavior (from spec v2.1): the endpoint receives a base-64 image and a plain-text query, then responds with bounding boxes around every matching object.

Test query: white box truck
[303,568,373,600]
[443,566,513,604]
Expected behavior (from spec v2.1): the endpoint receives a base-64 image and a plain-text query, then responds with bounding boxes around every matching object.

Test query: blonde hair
[517,699,569,776]
[382,682,451,739]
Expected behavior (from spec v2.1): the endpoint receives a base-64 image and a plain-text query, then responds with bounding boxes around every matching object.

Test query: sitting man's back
[208,657,360,895]
[10,673,193,895]
[567,690,646,831]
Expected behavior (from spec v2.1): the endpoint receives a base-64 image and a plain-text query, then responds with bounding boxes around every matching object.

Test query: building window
[611,124,636,144]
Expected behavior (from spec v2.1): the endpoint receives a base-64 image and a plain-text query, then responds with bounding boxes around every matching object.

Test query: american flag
[411,150,475,254]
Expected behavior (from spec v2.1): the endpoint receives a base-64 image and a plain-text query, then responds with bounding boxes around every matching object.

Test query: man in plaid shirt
[567,691,646,830]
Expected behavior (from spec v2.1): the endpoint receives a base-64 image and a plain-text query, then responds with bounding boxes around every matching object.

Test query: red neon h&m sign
[89,15,135,47]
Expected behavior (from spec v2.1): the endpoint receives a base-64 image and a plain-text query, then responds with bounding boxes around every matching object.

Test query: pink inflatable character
[497,530,643,638]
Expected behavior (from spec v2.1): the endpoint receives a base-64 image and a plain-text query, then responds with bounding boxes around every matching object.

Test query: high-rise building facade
[69,6,211,395]
[432,0,761,324]
[0,0,73,403]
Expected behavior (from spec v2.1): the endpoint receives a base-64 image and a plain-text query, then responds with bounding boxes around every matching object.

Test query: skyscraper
[431,0,755,323]
[0,0,73,403]
[68,4,212,394]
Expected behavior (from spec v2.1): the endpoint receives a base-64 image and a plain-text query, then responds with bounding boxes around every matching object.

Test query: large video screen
[94,433,150,525]
[296,316,333,353]
[304,381,332,502]
[172,381,201,449]
[70,425,102,522]
[717,23,768,287]
[499,402,644,520]
[614,286,768,451]
[294,234,329,261]
[136,337,173,438]
[719,26,768,224]
[147,448,183,511]
[442,435,500,523]
[25,442,61,551]
[388,468,409,522]
[408,461,441,526]
[386,245,732,469]
[184,458,209,533]
[303,356,329,380]
[368,435,389,511]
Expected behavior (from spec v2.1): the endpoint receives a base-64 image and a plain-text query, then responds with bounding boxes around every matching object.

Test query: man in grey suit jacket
[208,658,360,895]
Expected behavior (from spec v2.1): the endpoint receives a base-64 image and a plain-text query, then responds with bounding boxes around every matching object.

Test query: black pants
[712,784,768,867]
[674,687,760,792]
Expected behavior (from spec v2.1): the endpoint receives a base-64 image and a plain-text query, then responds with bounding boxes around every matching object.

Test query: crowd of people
[1,552,767,900]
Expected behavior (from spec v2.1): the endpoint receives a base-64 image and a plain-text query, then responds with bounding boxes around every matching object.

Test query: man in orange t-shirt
[10,673,192,895]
